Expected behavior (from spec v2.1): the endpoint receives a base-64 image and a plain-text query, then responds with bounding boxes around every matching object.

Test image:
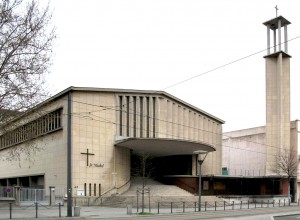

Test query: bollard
[9,203,12,219]
[232,201,234,210]
[273,200,275,207]
[205,201,207,211]
[289,199,290,206]
[194,202,197,212]
[255,200,256,208]
[59,203,61,217]
[284,199,285,206]
[224,201,226,210]
[267,200,269,208]
[279,200,281,207]
[35,202,38,218]
[127,205,132,215]
[183,202,185,213]
[171,202,173,213]
[248,200,249,209]
[74,206,80,217]
[261,200,263,208]
[215,201,217,211]
[240,201,242,209]
[158,202,160,214]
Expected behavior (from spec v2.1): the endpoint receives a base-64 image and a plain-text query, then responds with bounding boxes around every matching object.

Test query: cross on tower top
[275,5,279,17]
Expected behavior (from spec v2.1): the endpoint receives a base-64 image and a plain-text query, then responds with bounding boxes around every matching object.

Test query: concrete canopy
[115,138,216,157]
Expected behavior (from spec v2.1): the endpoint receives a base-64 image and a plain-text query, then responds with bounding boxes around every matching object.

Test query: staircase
[99,177,224,208]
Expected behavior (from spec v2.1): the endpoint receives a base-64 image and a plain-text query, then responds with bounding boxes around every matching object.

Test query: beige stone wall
[72,91,130,196]
[0,95,68,191]
[158,97,222,175]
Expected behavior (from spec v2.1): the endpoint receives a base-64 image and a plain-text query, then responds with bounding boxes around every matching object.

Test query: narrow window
[140,97,143,137]
[89,183,91,196]
[146,97,150,137]
[152,97,156,137]
[119,96,123,136]
[126,96,130,136]
[133,97,137,137]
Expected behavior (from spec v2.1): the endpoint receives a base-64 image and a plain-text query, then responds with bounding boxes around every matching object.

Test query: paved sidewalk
[1,203,300,219]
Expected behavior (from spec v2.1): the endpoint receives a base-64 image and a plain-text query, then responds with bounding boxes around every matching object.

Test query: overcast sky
[45,0,300,132]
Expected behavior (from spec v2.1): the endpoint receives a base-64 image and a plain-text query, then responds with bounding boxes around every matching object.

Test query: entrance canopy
[115,138,216,157]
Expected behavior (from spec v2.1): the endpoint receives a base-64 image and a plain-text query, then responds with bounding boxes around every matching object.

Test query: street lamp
[194,151,208,212]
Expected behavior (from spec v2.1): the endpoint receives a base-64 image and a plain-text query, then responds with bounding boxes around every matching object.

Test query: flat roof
[115,137,216,156]
[263,16,291,30]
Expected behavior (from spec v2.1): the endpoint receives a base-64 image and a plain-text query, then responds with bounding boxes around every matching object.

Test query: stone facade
[0,87,224,197]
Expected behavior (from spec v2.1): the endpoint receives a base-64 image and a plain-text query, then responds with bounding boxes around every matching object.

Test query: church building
[0,87,224,199]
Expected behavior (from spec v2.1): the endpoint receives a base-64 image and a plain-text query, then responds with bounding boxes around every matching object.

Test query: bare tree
[0,0,56,122]
[131,152,154,213]
[274,147,298,201]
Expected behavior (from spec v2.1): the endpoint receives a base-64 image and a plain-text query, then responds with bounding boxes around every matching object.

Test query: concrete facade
[0,87,224,197]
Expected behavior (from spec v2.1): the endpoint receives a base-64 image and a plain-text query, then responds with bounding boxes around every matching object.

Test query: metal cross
[81,149,95,166]
[275,5,279,17]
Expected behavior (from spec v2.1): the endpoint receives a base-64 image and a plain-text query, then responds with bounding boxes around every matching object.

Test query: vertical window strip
[146,97,150,138]
[140,97,143,137]
[119,96,123,136]
[133,96,137,137]
[152,97,156,138]
[126,96,130,137]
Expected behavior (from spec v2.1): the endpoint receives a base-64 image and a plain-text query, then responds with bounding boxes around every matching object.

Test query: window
[0,108,63,150]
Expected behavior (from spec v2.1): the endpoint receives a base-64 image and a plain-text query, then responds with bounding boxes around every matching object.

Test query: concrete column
[284,25,288,53]
[142,96,147,137]
[278,19,282,51]
[136,97,141,137]
[194,113,198,141]
[116,95,121,136]
[149,96,153,138]
[199,115,203,142]
[172,103,178,138]
[273,30,277,53]
[129,96,134,137]
[167,100,172,138]
[183,108,188,139]
[122,96,127,137]
[267,25,270,55]
[14,186,20,206]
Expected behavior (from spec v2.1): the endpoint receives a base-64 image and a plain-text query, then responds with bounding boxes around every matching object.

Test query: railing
[0,186,14,198]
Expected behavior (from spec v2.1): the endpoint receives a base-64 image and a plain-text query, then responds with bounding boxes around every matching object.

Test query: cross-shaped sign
[81,149,95,166]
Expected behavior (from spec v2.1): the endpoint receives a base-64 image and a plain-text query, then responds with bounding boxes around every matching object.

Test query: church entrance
[130,152,193,179]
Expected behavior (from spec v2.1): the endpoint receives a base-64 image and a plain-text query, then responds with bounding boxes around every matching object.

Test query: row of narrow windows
[82,183,101,196]
[119,96,156,138]
[0,109,63,150]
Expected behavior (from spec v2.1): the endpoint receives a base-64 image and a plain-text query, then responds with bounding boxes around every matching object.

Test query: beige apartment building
[0,87,224,198]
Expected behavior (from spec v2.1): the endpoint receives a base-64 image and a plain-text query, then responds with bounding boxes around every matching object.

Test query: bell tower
[263,15,291,175]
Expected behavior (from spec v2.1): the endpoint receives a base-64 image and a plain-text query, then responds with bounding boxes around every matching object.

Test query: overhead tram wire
[36,34,300,115]
[5,35,299,158]
[65,111,289,162]
[26,95,298,156]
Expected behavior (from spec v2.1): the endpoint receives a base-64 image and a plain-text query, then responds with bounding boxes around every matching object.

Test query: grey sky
[46,0,300,132]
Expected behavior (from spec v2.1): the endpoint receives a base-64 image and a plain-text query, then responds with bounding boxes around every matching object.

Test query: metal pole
[9,203,12,219]
[67,91,72,217]
[198,161,202,212]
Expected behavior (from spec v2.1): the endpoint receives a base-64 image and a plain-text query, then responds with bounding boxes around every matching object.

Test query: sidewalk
[1,203,300,219]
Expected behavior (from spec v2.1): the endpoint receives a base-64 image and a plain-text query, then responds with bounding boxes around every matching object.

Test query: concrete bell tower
[263,15,291,175]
